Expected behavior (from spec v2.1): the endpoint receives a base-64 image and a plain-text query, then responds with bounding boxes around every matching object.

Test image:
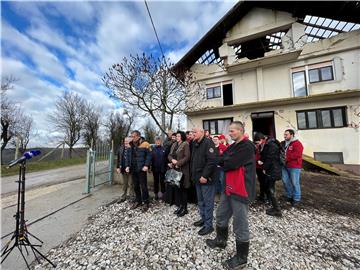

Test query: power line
[144,0,168,68]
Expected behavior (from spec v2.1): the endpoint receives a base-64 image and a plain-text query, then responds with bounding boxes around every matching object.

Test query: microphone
[7,150,41,168]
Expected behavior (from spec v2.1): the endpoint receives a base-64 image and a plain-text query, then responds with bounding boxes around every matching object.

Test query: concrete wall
[187,96,360,164]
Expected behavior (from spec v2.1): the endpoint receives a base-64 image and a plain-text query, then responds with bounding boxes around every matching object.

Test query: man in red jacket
[281,129,304,207]
[206,121,256,270]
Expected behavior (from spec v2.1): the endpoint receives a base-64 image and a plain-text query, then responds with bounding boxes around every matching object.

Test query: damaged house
[174,1,360,168]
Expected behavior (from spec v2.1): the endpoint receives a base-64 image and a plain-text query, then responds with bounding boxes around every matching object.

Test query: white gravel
[33,200,360,270]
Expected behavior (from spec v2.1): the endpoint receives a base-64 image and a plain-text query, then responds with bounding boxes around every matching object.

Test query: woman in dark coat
[168,131,191,217]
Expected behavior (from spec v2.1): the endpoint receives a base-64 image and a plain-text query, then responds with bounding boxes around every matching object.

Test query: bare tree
[1,76,21,160]
[105,112,130,152]
[1,75,18,92]
[83,102,102,149]
[48,91,86,158]
[143,121,158,143]
[103,53,204,135]
[17,115,33,152]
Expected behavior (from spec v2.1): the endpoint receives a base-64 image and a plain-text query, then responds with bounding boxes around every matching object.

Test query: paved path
[1,178,122,270]
[1,164,86,196]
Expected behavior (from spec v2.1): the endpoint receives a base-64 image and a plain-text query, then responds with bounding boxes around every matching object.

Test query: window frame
[296,106,347,130]
[202,117,233,135]
[291,70,308,97]
[206,86,221,99]
[308,65,334,83]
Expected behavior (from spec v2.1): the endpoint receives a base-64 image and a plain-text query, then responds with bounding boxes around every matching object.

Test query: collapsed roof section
[173,1,360,73]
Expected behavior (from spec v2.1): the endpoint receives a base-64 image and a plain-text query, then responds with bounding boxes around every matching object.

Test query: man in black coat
[130,130,152,212]
[254,132,282,217]
[191,127,218,236]
[206,121,256,270]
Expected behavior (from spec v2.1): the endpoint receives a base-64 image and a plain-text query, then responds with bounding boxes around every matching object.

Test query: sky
[1,0,237,147]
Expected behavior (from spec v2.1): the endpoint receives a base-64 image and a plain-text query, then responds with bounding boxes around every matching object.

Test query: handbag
[165,168,183,188]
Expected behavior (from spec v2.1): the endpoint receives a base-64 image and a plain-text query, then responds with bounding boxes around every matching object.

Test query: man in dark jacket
[254,132,282,217]
[206,121,256,270]
[130,130,152,212]
[116,137,133,202]
[191,127,218,236]
[151,137,166,200]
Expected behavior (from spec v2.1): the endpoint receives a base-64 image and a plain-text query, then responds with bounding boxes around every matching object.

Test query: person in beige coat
[168,131,191,217]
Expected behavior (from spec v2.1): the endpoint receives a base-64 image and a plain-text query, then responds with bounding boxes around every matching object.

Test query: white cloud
[2,0,238,147]
[2,22,68,83]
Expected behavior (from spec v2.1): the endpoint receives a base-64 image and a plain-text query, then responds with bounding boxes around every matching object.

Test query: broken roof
[174,1,360,72]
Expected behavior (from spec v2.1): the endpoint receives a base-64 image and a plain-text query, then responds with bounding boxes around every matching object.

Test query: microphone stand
[1,160,56,269]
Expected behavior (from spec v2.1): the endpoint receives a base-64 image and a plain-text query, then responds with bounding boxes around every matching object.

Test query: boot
[266,187,282,217]
[174,206,182,215]
[206,226,228,249]
[130,202,142,210]
[223,240,249,269]
[177,206,188,217]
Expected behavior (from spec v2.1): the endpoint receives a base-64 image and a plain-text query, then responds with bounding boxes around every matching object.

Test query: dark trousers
[216,193,249,241]
[153,171,165,194]
[132,171,149,204]
[256,168,266,199]
[264,175,280,210]
[175,187,188,209]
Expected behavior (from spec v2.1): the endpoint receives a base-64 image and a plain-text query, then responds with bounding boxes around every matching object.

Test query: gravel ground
[33,197,360,270]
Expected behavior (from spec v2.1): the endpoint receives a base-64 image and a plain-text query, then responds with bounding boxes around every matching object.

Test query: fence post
[91,150,96,188]
[108,140,114,184]
[84,149,92,194]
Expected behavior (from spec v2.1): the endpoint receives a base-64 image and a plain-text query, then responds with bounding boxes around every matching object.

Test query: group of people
[116,122,304,269]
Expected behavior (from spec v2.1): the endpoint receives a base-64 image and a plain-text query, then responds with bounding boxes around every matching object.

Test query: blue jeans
[215,167,224,194]
[195,183,216,229]
[282,167,301,202]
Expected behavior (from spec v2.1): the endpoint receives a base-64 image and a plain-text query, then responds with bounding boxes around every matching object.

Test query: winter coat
[260,138,281,180]
[216,143,228,156]
[164,138,175,163]
[168,141,191,189]
[191,137,218,185]
[130,138,152,173]
[220,138,256,204]
[281,139,304,169]
[255,144,262,169]
[151,145,167,173]
[116,145,132,173]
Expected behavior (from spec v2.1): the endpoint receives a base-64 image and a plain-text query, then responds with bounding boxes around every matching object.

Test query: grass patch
[1,157,87,177]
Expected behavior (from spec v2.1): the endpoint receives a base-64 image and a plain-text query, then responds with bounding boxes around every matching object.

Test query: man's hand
[116,168,121,174]
[199,176,207,184]
[257,160,264,165]
[142,166,148,172]
[125,167,130,173]
[171,159,178,165]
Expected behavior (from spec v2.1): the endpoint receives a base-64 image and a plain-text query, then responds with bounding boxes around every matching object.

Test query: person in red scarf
[206,121,256,270]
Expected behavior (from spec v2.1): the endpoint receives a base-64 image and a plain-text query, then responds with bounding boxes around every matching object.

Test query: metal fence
[84,141,114,194]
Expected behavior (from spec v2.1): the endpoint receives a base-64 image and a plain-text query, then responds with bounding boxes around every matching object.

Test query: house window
[291,61,335,96]
[309,66,334,83]
[206,86,221,99]
[292,71,308,97]
[296,107,347,130]
[203,118,233,135]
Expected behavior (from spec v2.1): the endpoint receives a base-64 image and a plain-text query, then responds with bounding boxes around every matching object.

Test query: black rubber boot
[223,240,249,269]
[266,187,282,217]
[206,226,228,249]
